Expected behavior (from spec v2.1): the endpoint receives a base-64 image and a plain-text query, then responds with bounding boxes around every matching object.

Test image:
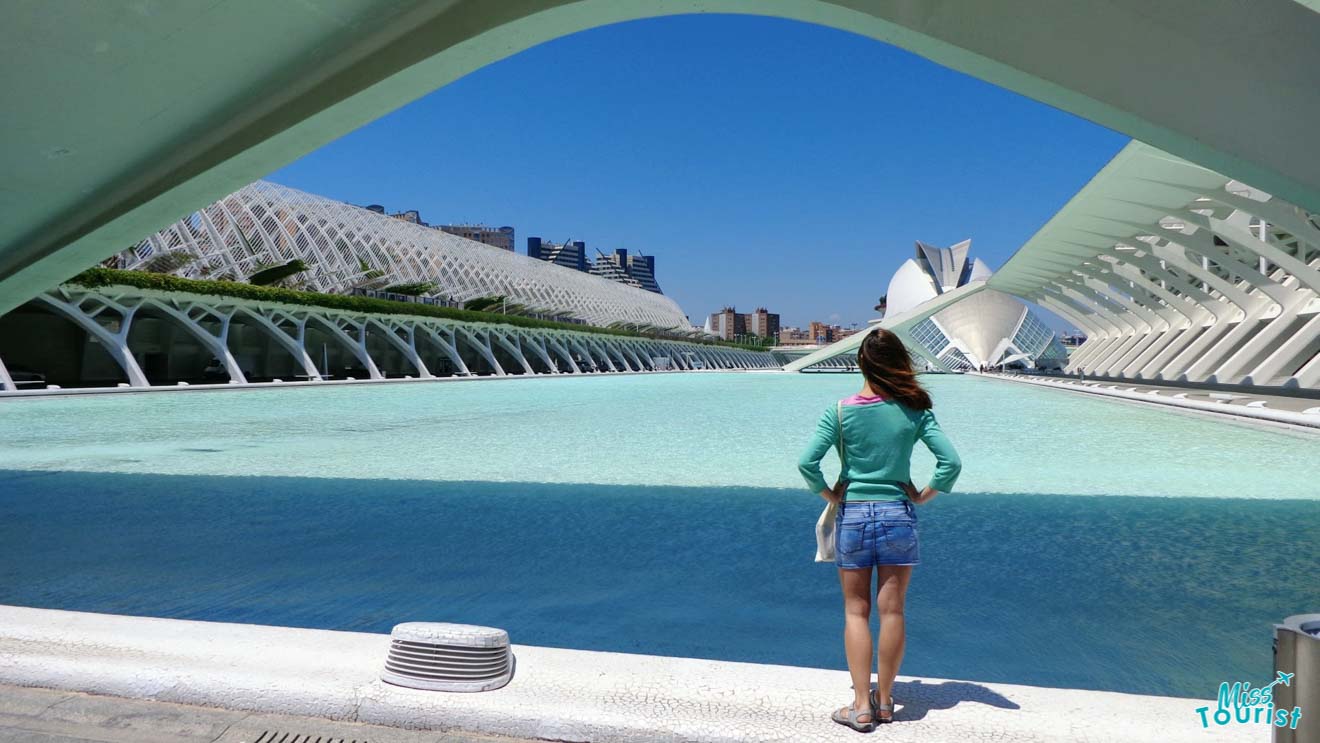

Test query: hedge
[65,268,770,352]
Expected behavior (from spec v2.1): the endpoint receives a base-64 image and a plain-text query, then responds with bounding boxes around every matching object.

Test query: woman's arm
[914,409,961,503]
[798,405,841,502]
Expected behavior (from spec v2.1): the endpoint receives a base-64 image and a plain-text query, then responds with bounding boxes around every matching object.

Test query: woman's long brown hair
[856,328,933,410]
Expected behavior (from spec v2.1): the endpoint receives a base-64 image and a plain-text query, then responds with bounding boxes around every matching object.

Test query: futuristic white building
[989,142,1320,389]
[885,241,1068,371]
[787,141,1320,393]
[118,182,693,330]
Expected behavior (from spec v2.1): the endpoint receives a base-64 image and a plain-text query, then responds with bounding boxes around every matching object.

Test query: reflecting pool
[1,373,1316,697]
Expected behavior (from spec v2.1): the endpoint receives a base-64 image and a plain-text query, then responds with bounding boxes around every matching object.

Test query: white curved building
[118,182,693,330]
[989,142,1320,389]
[884,241,1068,371]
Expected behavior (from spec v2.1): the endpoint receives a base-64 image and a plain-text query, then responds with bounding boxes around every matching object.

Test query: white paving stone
[0,605,1253,742]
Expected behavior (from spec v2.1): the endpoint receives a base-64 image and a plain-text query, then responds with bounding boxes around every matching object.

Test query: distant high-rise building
[527,240,665,294]
[624,252,661,294]
[390,209,424,226]
[590,249,643,289]
[438,224,515,251]
[527,237,588,272]
[707,306,747,341]
[808,321,833,345]
[589,248,665,294]
[805,321,860,345]
[776,327,816,346]
[747,307,780,339]
[706,306,778,340]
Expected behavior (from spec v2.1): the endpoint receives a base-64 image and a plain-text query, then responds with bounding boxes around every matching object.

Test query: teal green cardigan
[798,395,962,501]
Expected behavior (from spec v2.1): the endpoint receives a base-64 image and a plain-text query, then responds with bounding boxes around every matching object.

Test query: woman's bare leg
[874,565,913,719]
[838,566,874,720]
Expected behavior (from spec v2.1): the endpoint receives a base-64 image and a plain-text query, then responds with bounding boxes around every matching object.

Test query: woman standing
[798,328,962,732]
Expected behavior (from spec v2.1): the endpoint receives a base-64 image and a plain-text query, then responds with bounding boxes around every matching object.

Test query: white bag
[814,401,846,563]
[814,500,839,562]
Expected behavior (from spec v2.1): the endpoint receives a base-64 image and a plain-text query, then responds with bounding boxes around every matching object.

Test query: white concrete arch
[415,325,473,377]
[305,314,383,380]
[131,297,249,384]
[5,1,1320,317]
[364,317,433,379]
[453,327,507,377]
[230,306,322,380]
[31,293,148,388]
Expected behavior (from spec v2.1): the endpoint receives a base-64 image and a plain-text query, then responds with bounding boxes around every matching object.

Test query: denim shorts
[834,499,920,569]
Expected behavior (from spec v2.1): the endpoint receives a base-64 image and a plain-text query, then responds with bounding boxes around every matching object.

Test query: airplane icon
[1264,671,1295,691]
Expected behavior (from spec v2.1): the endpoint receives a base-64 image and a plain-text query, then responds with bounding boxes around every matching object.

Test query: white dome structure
[885,240,1068,371]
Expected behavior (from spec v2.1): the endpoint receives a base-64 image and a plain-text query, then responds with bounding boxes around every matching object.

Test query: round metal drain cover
[380,622,513,692]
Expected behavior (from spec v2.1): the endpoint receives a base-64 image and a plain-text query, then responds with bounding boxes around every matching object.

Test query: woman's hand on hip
[912,486,939,505]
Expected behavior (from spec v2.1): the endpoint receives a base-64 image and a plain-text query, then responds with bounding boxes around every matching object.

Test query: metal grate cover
[253,733,368,743]
[380,622,513,692]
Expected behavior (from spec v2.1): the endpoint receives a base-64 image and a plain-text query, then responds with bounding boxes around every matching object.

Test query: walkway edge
[974,373,1320,430]
[0,605,1249,742]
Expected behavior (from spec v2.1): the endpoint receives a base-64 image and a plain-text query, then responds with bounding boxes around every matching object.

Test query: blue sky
[269,14,1129,330]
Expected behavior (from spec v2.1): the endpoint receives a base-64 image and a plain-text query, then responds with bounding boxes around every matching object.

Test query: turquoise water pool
[1,373,1317,696]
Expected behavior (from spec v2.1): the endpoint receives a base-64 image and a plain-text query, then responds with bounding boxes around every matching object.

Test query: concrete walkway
[0,684,531,743]
[0,605,1252,743]
[976,372,1320,430]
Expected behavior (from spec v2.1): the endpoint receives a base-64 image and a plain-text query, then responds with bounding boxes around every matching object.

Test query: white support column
[1211,216,1320,296]
[564,336,600,372]
[1243,312,1320,385]
[621,343,648,371]
[1292,339,1320,388]
[367,318,432,378]
[418,325,471,376]
[583,338,618,372]
[140,299,248,384]
[489,329,535,375]
[545,336,581,374]
[237,307,321,380]
[604,337,633,369]
[312,315,383,380]
[37,293,149,387]
[517,332,559,374]
[0,352,15,391]
[455,327,506,376]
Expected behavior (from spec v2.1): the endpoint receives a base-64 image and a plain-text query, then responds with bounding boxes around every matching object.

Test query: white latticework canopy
[124,181,693,329]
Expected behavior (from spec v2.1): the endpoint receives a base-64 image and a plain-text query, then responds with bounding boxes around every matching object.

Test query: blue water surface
[0,373,1316,698]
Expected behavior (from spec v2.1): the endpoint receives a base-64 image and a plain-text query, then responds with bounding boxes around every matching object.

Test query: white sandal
[831,702,876,732]
[869,690,894,724]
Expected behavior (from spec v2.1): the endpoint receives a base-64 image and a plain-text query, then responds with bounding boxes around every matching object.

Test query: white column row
[1031,187,1320,388]
[0,287,779,390]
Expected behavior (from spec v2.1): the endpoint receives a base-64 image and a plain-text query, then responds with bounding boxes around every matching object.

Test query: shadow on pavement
[884,679,1021,721]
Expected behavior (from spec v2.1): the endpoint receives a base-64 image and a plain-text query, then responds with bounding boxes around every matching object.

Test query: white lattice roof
[126,181,693,329]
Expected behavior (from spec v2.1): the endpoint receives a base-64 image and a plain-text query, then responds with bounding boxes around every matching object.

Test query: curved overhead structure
[119,181,692,329]
[989,142,1320,389]
[4,1,1320,316]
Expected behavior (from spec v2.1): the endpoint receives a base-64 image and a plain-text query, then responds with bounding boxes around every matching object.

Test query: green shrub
[381,281,438,296]
[65,268,769,351]
[248,259,309,286]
